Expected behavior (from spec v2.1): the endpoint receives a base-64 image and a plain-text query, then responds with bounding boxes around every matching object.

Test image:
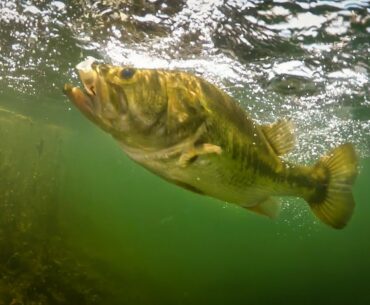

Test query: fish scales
[64,59,358,229]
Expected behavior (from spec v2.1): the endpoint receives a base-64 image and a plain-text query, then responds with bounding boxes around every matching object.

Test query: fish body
[64,58,358,229]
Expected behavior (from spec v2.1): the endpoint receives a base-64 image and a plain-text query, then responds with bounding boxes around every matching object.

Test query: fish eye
[120,67,136,79]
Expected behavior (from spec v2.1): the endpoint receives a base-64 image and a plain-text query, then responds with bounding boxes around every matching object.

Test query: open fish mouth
[63,57,101,123]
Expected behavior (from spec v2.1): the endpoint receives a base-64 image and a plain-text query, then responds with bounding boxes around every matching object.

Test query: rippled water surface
[0,1,370,304]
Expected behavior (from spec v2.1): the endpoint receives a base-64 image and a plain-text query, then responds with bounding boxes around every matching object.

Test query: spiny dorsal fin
[261,119,295,156]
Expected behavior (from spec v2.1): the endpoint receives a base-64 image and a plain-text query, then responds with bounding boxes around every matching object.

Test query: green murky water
[1,1,370,304]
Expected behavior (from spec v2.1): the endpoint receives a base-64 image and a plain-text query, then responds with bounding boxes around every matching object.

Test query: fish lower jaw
[64,84,97,120]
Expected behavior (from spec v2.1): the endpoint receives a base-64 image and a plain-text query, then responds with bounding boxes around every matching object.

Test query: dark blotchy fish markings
[64,57,358,229]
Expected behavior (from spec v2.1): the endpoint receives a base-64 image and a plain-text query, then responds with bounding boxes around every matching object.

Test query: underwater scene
[0,0,370,304]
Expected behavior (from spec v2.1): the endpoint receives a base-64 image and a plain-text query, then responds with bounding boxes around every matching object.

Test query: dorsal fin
[261,119,295,156]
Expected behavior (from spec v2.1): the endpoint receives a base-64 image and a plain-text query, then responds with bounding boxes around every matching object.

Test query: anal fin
[245,197,281,219]
[261,119,295,156]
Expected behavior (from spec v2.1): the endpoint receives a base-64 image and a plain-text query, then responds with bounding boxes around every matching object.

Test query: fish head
[64,57,169,147]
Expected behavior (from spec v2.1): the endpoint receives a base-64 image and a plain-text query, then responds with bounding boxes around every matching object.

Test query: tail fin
[308,143,358,229]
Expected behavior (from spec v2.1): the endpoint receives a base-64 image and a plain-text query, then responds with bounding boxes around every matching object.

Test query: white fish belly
[129,151,271,208]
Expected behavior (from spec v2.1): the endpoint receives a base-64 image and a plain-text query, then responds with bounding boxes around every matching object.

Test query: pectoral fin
[245,197,281,219]
[178,143,222,167]
[261,119,295,156]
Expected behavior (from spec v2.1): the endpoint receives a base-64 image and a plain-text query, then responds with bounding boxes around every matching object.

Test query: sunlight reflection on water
[0,0,369,173]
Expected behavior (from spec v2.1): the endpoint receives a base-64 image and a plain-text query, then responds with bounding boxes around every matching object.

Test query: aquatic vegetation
[0,109,107,304]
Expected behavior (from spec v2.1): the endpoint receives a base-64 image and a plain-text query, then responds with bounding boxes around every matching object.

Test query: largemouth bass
[64,58,358,229]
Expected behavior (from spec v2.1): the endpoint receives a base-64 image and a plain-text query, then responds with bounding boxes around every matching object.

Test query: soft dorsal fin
[261,119,295,156]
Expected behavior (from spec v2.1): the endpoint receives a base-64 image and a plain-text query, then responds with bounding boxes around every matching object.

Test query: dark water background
[0,1,370,304]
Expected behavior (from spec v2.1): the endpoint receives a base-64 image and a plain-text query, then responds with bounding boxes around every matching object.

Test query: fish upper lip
[78,69,98,96]
[64,58,105,122]
[76,56,100,72]
[75,57,107,98]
